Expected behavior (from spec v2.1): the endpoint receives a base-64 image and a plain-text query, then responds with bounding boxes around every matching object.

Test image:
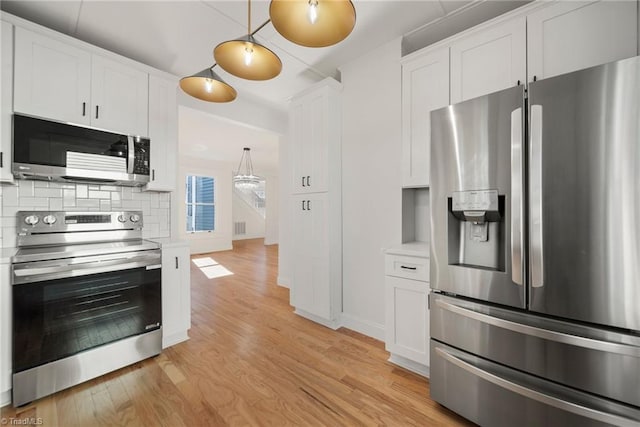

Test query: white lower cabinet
[159,242,191,348]
[385,252,430,377]
[0,260,11,406]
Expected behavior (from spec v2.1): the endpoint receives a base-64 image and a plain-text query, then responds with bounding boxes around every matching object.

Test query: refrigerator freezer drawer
[430,293,640,408]
[431,341,640,427]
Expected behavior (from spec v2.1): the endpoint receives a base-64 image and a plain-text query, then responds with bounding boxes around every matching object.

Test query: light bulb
[308,0,318,24]
[244,45,254,66]
[204,79,214,93]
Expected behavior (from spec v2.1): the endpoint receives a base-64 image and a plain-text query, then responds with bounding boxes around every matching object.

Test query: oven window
[13,267,161,373]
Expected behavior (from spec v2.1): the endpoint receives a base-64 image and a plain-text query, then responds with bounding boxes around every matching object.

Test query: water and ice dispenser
[448,190,505,271]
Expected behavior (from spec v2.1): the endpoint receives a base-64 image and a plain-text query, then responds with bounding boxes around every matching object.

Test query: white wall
[264,174,279,245]
[178,155,233,254]
[339,38,403,339]
[232,190,265,240]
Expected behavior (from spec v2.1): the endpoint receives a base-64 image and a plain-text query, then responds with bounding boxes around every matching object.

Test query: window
[186,175,215,232]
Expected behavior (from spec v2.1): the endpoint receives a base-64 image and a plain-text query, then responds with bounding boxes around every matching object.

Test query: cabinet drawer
[385,255,429,282]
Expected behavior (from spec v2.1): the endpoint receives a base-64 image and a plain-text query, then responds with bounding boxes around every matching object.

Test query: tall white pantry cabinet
[288,78,342,328]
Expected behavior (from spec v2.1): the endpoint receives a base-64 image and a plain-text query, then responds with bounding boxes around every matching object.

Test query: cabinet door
[290,99,308,193]
[0,262,11,397]
[161,246,191,348]
[385,275,429,366]
[291,193,330,319]
[1,21,14,182]
[146,75,178,191]
[450,17,526,103]
[527,1,638,82]
[290,90,329,194]
[13,27,91,125]
[401,47,449,188]
[91,55,148,136]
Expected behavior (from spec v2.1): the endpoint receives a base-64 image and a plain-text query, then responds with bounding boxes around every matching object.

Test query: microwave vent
[66,152,127,173]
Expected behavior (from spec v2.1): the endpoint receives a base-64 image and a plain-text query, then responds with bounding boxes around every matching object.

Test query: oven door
[11,250,161,373]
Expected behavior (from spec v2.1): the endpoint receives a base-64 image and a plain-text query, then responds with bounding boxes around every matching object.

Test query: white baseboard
[277,276,290,288]
[162,331,190,349]
[1,389,11,408]
[388,354,430,378]
[339,313,385,341]
[294,309,340,330]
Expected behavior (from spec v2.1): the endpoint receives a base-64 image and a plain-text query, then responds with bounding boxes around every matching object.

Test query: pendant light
[234,147,262,189]
[269,0,356,48]
[214,0,282,80]
[179,65,237,103]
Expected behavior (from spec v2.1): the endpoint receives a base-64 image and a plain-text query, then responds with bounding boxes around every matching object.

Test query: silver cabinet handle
[302,200,306,211]
[152,169,155,181]
[510,108,524,286]
[175,256,178,269]
[307,200,311,210]
[435,298,640,357]
[307,175,311,187]
[0,152,3,168]
[530,105,544,288]
[435,347,639,427]
[95,105,100,119]
[400,266,417,270]
[82,102,86,116]
[302,176,306,187]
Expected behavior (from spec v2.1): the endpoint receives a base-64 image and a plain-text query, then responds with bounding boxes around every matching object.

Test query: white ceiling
[0,0,528,109]
[179,106,280,174]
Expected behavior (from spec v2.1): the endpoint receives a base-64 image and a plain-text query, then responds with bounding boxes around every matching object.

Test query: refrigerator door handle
[530,104,544,288]
[510,107,524,286]
[435,298,640,357]
[435,347,639,427]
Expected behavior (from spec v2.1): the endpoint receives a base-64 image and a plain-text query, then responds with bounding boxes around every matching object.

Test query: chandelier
[180,0,356,103]
[234,147,262,189]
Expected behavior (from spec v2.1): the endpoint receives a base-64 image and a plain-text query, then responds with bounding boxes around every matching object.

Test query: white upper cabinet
[527,0,638,82]
[14,26,91,126]
[146,75,178,192]
[450,17,526,103]
[1,21,14,183]
[14,27,148,136]
[290,81,340,194]
[91,55,148,136]
[401,47,449,188]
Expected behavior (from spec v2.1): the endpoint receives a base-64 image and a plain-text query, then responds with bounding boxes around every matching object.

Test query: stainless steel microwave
[12,114,150,186]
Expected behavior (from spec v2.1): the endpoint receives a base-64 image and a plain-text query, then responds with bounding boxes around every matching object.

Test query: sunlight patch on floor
[192,257,234,279]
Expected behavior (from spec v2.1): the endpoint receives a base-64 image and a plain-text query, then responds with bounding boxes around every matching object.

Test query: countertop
[385,242,429,258]
[0,247,17,263]
[146,238,190,249]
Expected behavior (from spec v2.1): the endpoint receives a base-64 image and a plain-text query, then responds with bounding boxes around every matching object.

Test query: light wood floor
[2,238,474,426]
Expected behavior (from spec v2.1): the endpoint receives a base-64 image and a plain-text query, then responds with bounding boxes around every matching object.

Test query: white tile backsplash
[0,180,172,248]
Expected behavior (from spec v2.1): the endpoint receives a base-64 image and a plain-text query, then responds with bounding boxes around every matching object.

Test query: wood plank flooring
[2,238,474,426]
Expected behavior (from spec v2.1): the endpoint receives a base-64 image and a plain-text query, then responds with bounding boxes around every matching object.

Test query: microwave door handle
[510,107,524,286]
[127,135,134,174]
[530,105,544,288]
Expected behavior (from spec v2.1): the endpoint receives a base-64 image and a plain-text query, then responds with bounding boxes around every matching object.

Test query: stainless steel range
[11,211,162,406]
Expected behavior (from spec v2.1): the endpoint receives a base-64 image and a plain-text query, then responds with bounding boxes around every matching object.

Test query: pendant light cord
[247,0,251,34]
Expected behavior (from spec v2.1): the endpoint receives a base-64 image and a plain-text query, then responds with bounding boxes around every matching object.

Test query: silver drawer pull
[400,266,417,270]
[436,299,640,357]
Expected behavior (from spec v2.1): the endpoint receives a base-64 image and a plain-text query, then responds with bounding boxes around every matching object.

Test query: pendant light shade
[234,147,262,188]
[269,0,356,47]
[179,66,237,103]
[214,35,282,81]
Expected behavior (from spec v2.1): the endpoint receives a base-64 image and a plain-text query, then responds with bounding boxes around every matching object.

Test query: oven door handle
[12,254,161,284]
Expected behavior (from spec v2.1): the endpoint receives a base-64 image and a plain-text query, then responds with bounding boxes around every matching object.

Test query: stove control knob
[117,215,127,223]
[130,214,141,223]
[43,215,57,225]
[24,215,39,226]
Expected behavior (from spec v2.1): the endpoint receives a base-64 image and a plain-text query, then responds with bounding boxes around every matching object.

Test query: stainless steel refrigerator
[429,56,640,427]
